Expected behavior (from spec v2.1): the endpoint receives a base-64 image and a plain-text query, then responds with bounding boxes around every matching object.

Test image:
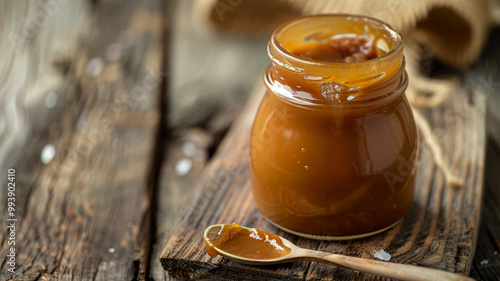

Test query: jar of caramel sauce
[250,15,418,239]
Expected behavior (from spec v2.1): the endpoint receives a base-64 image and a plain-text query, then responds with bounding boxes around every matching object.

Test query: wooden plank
[160,71,486,279]
[0,0,165,280]
[150,0,265,279]
[150,129,212,281]
[469,139,500,280]
[167,0,270,129]
[466,26,500,280]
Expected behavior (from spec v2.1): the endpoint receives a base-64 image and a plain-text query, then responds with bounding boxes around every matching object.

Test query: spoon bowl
[204,224,475,281]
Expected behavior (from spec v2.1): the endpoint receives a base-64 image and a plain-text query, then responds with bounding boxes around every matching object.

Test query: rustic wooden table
[0,0,499,280]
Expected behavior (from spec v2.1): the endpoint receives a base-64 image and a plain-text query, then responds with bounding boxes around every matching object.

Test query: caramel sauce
[250,15,417,238]
[251,92,417,236]
[204,224,291,260]
[292,34,380,63]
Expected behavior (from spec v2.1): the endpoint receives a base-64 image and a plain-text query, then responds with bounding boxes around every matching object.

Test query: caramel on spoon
[204,224,475,281]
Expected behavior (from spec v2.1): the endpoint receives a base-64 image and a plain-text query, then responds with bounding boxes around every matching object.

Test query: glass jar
[250,14,418,239]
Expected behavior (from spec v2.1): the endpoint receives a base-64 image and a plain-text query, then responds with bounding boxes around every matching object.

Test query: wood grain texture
[168,0,270,128]
[0,0,164,280]
[0,1,497,280]
[160,74,486,279]
[469,139,500,280]
[153,2,499,278]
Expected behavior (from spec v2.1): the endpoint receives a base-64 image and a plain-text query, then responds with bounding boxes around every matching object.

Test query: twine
[405,43,465,187]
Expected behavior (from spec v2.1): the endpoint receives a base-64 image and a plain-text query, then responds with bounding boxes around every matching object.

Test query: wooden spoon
[204,224,475,281]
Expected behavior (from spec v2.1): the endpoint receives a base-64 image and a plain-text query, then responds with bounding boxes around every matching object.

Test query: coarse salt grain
[374,249,391,261]
[175,158,192,176]
[480,259,489,265]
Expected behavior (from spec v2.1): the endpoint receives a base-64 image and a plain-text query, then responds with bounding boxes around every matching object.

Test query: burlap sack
[201,0,500,185]
[204,0,500,67]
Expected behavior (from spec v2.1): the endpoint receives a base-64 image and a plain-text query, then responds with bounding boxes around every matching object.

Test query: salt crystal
[480,259,489,265]
[319,82,359,102]
[87,57,104,77]
[45,92,58,108]
[41,144,56,164]
[374,249,391,261]
[108,248,115,254]
[175,158,192,176]
[249,229,262,240]
[181,142,197,157]
[494,251,498,256]
[77,115,88,131]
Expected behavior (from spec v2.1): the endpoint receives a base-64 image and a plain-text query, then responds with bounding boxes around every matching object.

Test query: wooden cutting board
[160,79,486,280]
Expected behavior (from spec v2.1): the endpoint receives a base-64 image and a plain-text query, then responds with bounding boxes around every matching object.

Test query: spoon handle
[311,252,475,281]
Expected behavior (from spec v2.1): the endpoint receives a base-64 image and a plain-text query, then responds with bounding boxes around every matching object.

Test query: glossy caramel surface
[204,224,291,260]
[251,90,417,236]
[292,34,380,63]
[250,15,417,237]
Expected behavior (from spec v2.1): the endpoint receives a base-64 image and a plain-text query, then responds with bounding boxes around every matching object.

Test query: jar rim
[270,14,403,70]
[265,14,408,107]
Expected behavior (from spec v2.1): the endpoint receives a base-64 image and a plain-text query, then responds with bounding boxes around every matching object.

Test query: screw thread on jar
[266,14,407,107]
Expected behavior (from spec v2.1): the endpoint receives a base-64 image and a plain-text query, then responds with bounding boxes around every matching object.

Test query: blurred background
[0,0,499,280]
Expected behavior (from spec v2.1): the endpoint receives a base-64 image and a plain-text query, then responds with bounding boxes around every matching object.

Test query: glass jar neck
[265,14,406,107]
